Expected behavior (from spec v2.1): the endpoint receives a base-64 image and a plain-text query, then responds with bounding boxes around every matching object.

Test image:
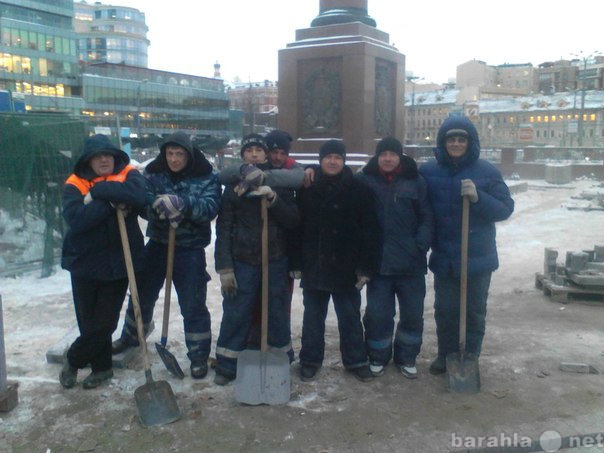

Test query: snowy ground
[1,179,603,453]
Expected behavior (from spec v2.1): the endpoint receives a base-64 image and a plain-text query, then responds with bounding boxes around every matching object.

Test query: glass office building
[0,0,82,111]
[82,63,230,140]
[74,1,149,68]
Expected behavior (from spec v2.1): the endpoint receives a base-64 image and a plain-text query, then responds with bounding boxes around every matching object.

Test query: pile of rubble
[566,182,604,211]
[535,245,604,304]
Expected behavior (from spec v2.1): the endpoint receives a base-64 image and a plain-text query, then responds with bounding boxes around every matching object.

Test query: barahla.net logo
[451,430,604,451]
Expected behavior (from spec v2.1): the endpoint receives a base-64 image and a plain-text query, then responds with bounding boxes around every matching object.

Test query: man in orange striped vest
[60,134,146,390]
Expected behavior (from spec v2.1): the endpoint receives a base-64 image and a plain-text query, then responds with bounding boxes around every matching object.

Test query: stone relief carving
[301,65,341,135]
[375,61,394,136]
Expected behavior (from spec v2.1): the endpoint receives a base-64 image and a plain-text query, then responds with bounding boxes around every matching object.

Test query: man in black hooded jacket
[111,131,221,379]
[60,134,146,389]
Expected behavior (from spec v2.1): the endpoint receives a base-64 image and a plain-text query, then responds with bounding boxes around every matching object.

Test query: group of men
[59,116,513,390]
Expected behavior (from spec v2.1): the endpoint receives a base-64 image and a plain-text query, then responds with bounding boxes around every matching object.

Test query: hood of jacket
[74,134,130,179]
[146,131,213,178]
[433,116,480,170]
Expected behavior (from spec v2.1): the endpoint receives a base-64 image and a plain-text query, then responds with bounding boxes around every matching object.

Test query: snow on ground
[0,178,603,452]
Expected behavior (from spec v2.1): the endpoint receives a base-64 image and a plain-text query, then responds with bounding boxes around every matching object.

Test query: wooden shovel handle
[459,196,469,352]
[160,226,176,343]
[260,197,269,353]
[116,209,151,373]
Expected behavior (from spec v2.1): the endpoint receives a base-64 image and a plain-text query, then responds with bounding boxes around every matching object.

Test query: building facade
[0,0,82,112]
[81,63,230,143]
[226,80,278,135]
[74,1,149,68]
[404,88,604,148]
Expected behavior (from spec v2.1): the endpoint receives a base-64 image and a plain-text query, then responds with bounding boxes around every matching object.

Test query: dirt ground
[1,180,603,453]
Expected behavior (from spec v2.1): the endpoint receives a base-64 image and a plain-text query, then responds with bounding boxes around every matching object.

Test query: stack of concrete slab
[535,245,604,304]
[46,321,154,369]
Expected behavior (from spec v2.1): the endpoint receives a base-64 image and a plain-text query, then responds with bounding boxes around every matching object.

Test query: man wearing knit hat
[291,139,380,383]
[419,116,513,377]
[356,137,434,379]
[213,134,299,385]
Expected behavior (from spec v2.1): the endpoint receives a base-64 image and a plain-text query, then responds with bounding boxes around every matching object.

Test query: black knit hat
[445,128,469,139]
[240,133,268,156]
[375,137,403,160]
[265,130,292,154]
[319,139,346,161]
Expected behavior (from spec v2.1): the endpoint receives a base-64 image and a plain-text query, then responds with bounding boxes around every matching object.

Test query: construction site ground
[1,179,603,453]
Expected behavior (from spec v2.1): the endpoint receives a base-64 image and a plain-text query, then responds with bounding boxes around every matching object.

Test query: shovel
[116,209,181,426]
[155,225,185,379]
[446,196,481,394]
[235,197,291,405]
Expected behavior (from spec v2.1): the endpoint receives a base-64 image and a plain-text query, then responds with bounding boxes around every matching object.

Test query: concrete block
[545,164,572,184]
[46,320,154,369]
[569,252,589,273]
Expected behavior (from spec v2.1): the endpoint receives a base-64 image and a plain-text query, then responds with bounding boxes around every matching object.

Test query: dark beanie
[375,137,403,160]
[265,130,292,154]
[319,139,346,161]
[445,128,469,139]
[240,133,268,156]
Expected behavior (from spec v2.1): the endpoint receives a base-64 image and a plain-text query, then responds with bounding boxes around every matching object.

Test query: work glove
[218,269,238,297]
[111,202,131,214]
[289,270,302,279]
[152,194,185,228]
[248,185,276,201]
[461,179,479,203]
[355,273,370,290]
[234,164,265,197]
[83,192,93,205]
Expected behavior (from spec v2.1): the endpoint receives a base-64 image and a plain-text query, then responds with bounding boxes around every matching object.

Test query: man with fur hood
[112,131,221,380]
[419,116,513,375]
[60,134,146,389]
[356,137,434,379]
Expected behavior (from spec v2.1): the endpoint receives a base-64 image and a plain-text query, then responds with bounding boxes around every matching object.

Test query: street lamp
[135,78,148,139]
[572,51,601,146]
[406,75,423,144]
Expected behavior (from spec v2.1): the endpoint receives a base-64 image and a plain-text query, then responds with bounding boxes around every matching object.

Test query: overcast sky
[109,0,604,84]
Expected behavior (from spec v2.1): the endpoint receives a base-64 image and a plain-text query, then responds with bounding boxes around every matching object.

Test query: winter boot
[190,360,208,379]
[59,361,78,389]
[429,356,446,375]
[350,365,374,383]
[82,369,114,389]
[300,365,318,382]
[111,337,138,355]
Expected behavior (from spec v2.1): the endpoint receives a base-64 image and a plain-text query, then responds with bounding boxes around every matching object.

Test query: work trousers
[67,275,128,372]
[299,287,369,370]
[433,271,492,357]
[215,257,291,378]
[120,240,211,363]
[364,274,425,366]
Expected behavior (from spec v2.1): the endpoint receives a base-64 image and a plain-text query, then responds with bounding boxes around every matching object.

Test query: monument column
[278,0,405,163]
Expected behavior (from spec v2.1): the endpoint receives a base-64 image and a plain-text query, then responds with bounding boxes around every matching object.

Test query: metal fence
[0,113,89,277]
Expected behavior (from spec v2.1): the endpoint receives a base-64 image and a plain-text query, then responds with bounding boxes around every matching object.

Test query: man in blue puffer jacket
[112,131,221,380]
[419,116,514,375]
[356,137,433,380]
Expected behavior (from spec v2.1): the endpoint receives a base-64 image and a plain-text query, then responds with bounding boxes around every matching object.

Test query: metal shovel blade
[235,349,290,405]
[134,379,181,427]
[155,341,185,380]
[446,352,480,394]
